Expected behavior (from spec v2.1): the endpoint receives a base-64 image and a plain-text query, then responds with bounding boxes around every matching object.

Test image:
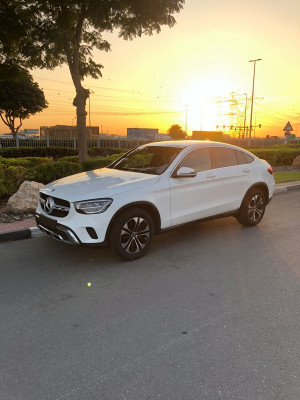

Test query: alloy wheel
[248,194,264,222]
[120,217,150,254]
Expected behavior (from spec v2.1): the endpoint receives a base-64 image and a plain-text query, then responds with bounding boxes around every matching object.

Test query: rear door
[169,147,220,225]
[210,147,252,213]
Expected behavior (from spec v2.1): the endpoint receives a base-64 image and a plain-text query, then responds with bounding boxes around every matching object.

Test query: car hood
[40,168,160,202]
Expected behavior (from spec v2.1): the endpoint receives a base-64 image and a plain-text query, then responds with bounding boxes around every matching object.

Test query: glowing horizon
[1,0,299,138]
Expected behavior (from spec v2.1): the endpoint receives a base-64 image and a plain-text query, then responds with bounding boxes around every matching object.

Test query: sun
[178,76,236,133]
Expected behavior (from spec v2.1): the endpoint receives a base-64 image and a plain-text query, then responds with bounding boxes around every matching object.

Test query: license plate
[38,214,57,230]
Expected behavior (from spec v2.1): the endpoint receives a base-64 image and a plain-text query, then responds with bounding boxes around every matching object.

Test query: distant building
[19,129,39,138]
[156,133,171,141]
[192,131,223,141]
[127,128,158,141]
[40,125,99,139]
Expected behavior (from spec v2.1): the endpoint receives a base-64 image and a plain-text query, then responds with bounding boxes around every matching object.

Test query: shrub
[0,156,53,168]
[0,165,27,198]
[88,147,126,157]
[57,156,79,163]
[82,154,123,171]
[0,147,78,159]
[0,165,6,196]
[0,146,127,159]
[250,149,300,166]
[27,162,83,184]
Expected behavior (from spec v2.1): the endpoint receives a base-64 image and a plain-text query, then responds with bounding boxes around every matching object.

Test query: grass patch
[274,171,300,184]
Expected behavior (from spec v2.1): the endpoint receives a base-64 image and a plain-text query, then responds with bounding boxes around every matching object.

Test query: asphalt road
[1,191,300,400]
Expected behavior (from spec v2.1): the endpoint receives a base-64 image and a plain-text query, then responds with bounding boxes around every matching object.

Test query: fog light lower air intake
[86,227,98,239]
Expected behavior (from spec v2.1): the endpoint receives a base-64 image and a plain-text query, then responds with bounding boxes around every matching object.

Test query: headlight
[74,198,112,214]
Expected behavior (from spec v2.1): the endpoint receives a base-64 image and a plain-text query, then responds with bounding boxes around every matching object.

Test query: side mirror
[175,167,197,178]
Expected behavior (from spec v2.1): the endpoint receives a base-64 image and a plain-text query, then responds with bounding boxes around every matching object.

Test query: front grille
[40,193,70,217]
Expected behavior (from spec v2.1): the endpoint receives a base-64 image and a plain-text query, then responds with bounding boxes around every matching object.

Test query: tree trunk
[65,9,89,163]
[74,87,89,163]
[8,118,21,140]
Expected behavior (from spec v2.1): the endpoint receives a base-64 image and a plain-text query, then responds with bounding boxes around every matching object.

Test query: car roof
[145,140,249,151]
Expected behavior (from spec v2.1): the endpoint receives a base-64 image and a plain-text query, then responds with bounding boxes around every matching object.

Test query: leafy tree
[168,124,186,140]
[0,65,48,138]
[0,0,185,162]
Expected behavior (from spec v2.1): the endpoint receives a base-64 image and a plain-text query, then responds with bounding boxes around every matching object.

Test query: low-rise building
[19,129,39,137]
[156,133,171,141]
[40,125,99,139]
[127,128,158,141]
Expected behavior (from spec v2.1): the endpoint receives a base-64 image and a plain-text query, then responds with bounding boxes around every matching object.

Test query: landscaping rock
[292,155,300,168]
[7,181,44,212]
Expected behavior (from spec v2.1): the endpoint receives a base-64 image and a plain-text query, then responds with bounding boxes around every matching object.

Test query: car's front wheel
[109,207,154,261]
[236,189,266,227]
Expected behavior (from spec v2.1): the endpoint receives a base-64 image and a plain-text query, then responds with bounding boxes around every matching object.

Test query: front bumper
[36,197,113,244]
[35,214,81,245]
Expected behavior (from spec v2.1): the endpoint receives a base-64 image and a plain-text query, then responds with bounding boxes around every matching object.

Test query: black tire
[109,207,155,261]
[236,189,266,227]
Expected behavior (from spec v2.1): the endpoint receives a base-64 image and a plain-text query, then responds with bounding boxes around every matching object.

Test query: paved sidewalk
[0,218,36,233]
[0,180,299,242]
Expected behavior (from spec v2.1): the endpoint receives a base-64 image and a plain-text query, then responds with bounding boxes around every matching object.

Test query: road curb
[1,183,299,244]
[0,226,45,243]
[274,183,300,194]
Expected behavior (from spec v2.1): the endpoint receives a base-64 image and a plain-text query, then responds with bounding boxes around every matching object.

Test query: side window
[236,150,247,165]
[211,147,237,168]
[244,153,254,164]
[178,148,211,173]
[236,150,254,165]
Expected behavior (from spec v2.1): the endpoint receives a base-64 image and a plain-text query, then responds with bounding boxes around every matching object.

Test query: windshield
[109,146,182,175]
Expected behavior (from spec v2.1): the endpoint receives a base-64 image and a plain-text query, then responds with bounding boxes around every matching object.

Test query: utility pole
[185,105,188,137]
[88,89,94,127]
[249,59,262,145]
[243,93,247,139]
[88,91,91,127]
[200,105,203,131]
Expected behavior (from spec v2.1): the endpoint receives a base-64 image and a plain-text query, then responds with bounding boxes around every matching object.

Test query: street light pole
[243,93,247,139]
[185,105,188,137]
[88,91,91,127]
[249,58,262,145]
[88,89,94,127]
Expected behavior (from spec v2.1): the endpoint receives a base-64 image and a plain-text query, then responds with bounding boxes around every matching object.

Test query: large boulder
[7,181,44,212]
[292,155,300,168]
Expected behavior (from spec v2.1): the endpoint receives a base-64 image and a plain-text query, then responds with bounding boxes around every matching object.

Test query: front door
[169,147,220,226]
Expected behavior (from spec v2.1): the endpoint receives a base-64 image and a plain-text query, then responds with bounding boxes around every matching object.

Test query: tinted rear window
[236,150,247,165]
[236,150,254,165]
[211,147,237,168]
[244,153,254,163]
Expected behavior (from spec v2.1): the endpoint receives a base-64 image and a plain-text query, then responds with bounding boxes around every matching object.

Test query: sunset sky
[1,0,300,137]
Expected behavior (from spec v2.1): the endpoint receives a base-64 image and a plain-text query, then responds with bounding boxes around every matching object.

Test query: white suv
[36,141,275,260]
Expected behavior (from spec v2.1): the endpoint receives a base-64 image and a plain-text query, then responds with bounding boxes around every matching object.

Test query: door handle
[206,174,216,179]
[242,168,250,173]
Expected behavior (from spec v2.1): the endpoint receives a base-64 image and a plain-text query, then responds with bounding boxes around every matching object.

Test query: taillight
[268,167,274,175]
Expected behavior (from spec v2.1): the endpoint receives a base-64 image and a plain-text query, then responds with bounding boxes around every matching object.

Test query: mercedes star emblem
[44,197,55,214]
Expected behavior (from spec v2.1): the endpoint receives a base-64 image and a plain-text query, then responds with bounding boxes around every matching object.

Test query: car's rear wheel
[110,208,154,261]
[236,189,266,227]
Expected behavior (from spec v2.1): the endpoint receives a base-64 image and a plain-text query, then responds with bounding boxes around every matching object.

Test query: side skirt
[158,210,240,234]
